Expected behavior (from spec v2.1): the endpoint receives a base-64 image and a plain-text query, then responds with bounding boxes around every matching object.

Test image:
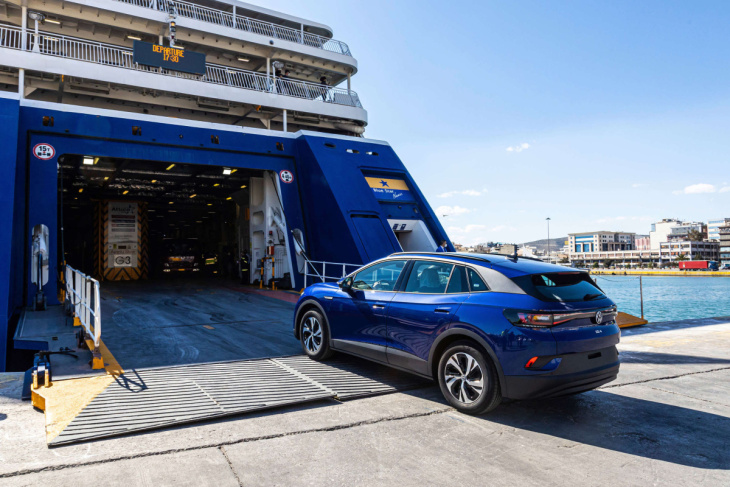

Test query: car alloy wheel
[302,316,322,354]
[443,351,485,404]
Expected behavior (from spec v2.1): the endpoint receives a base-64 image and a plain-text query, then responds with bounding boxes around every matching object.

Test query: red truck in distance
[678,260,719,271]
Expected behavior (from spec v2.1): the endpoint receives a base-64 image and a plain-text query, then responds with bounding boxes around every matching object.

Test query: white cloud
[437,189,484,198]
[720,186,730,193]
[506,143,530,153]
[631,183,646,188]
[436,205,471,217]
[446,224,489,246]
[447,225,486,234]
[675,183,716,195]
[490,225,517,232]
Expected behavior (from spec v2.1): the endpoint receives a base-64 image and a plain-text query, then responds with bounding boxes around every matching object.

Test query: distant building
[635,235,651,250]
[649,219,705,249]
[659,240,718,261]
[720,225,730,267]
[708,218,730,241]
[494,244,517,256]
[568,231,635,253]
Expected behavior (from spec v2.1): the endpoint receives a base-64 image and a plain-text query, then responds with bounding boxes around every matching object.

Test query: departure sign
[132,41,206,75]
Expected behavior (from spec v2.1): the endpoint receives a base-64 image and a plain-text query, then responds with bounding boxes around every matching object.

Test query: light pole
[546,217,551,263]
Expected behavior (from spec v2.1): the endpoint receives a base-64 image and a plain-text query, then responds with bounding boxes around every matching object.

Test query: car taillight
[503,309,584,328]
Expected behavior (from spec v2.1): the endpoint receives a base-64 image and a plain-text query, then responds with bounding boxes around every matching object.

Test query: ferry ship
[0,0,451,371]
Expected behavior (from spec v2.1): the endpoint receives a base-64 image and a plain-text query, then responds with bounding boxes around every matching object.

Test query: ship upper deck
[0,0,366,135]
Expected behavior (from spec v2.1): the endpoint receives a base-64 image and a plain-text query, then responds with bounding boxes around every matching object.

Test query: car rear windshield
[511,272,605,302]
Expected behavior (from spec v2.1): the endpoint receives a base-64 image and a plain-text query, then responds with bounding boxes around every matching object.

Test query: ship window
[366,151,379,156]
[346,149,359,154]
[276,142,284,151]
[324,143,336,148]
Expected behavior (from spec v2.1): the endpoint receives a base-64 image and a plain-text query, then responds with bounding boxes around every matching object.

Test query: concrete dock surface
[1,316,729,486]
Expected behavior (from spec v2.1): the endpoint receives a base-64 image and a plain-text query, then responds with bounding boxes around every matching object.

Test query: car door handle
[372,304,386,310]
[435,307,452,314]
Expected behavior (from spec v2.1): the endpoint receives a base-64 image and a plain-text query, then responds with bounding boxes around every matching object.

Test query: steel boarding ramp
[50,355,430,446]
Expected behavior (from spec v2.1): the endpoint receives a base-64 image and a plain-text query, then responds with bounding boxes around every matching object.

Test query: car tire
[437,341,501,415]
[299,309,334,361]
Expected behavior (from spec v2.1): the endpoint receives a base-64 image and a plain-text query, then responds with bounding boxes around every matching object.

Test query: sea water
[593,275,730,323]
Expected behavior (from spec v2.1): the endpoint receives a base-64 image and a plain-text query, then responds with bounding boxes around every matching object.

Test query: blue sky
[267,0,730,245]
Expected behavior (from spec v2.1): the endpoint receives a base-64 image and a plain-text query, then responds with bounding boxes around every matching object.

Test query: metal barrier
[0,24,362,109]
[114,0,352,56]
[64,265,102,366]
[303,260,361,289]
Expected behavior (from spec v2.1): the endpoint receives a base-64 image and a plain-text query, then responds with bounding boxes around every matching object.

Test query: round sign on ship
[33,143,56,160]
[279,170,293,183]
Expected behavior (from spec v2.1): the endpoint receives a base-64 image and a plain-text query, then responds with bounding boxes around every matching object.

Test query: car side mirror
[338,276,353,291]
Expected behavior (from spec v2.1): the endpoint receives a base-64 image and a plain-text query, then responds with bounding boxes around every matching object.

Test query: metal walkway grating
[274,355,430,400]
[50,355,430,446]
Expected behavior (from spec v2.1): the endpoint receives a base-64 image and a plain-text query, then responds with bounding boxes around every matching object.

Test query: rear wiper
[583,293,605,301]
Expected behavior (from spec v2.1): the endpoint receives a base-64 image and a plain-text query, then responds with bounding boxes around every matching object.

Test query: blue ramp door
[351,215,399,263]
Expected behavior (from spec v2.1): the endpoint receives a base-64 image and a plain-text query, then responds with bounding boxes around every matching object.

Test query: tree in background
[603,259,614,268]
[687,229,705,242]
[676,253,689,261]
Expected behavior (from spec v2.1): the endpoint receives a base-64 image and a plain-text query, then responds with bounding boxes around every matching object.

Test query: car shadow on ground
[473,390,730,470]
[619,351,730,365]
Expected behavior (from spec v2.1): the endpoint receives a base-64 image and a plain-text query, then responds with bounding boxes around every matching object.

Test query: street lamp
[546,217,551,263]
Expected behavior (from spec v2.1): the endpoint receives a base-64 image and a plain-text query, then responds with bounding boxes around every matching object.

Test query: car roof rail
[389,251,556,265]
[388,252,492,264]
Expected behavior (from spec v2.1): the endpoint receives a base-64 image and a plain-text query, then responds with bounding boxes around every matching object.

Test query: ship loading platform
[0,92,453,446]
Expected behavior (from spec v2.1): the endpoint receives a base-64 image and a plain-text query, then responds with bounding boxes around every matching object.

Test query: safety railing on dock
[64,265,101,352]
[303,260,361,289]
[113,0,352,56]
[0,24,362,108]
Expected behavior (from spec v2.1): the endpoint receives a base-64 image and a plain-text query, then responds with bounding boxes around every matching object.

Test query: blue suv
[293,252,620,414]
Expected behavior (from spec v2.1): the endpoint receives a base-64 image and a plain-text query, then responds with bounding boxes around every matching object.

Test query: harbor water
[593,275,730,323]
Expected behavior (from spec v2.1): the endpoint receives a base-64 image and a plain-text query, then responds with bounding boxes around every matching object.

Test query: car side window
[468,268,489,292]
[404,261,454,294]
[352,260,406,291]
[446,266,469,294]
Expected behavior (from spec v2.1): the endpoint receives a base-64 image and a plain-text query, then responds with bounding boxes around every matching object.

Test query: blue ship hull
[0,93,451,370]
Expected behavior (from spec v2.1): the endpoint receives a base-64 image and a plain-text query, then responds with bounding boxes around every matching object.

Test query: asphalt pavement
[1,316,729,486]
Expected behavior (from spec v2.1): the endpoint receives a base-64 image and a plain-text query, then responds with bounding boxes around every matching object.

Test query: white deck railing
[0,24,362,108]
[303,260,361,289]
[64,265,101,352]
[113,0,352,57]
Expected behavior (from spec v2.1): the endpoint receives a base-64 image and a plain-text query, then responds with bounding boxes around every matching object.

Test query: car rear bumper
[503,346,619,400]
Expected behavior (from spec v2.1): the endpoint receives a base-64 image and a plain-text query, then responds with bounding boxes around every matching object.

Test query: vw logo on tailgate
[594,311,603,324]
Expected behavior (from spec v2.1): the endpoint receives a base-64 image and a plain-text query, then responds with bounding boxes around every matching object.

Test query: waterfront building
[635,235,651,250]
[659,240,719,261]
[649,219,705,249]
[709,218,730,241]
[568,240,719,268]
[569,249,662,268]
[720,225,730,267]
[568,231,636,253]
